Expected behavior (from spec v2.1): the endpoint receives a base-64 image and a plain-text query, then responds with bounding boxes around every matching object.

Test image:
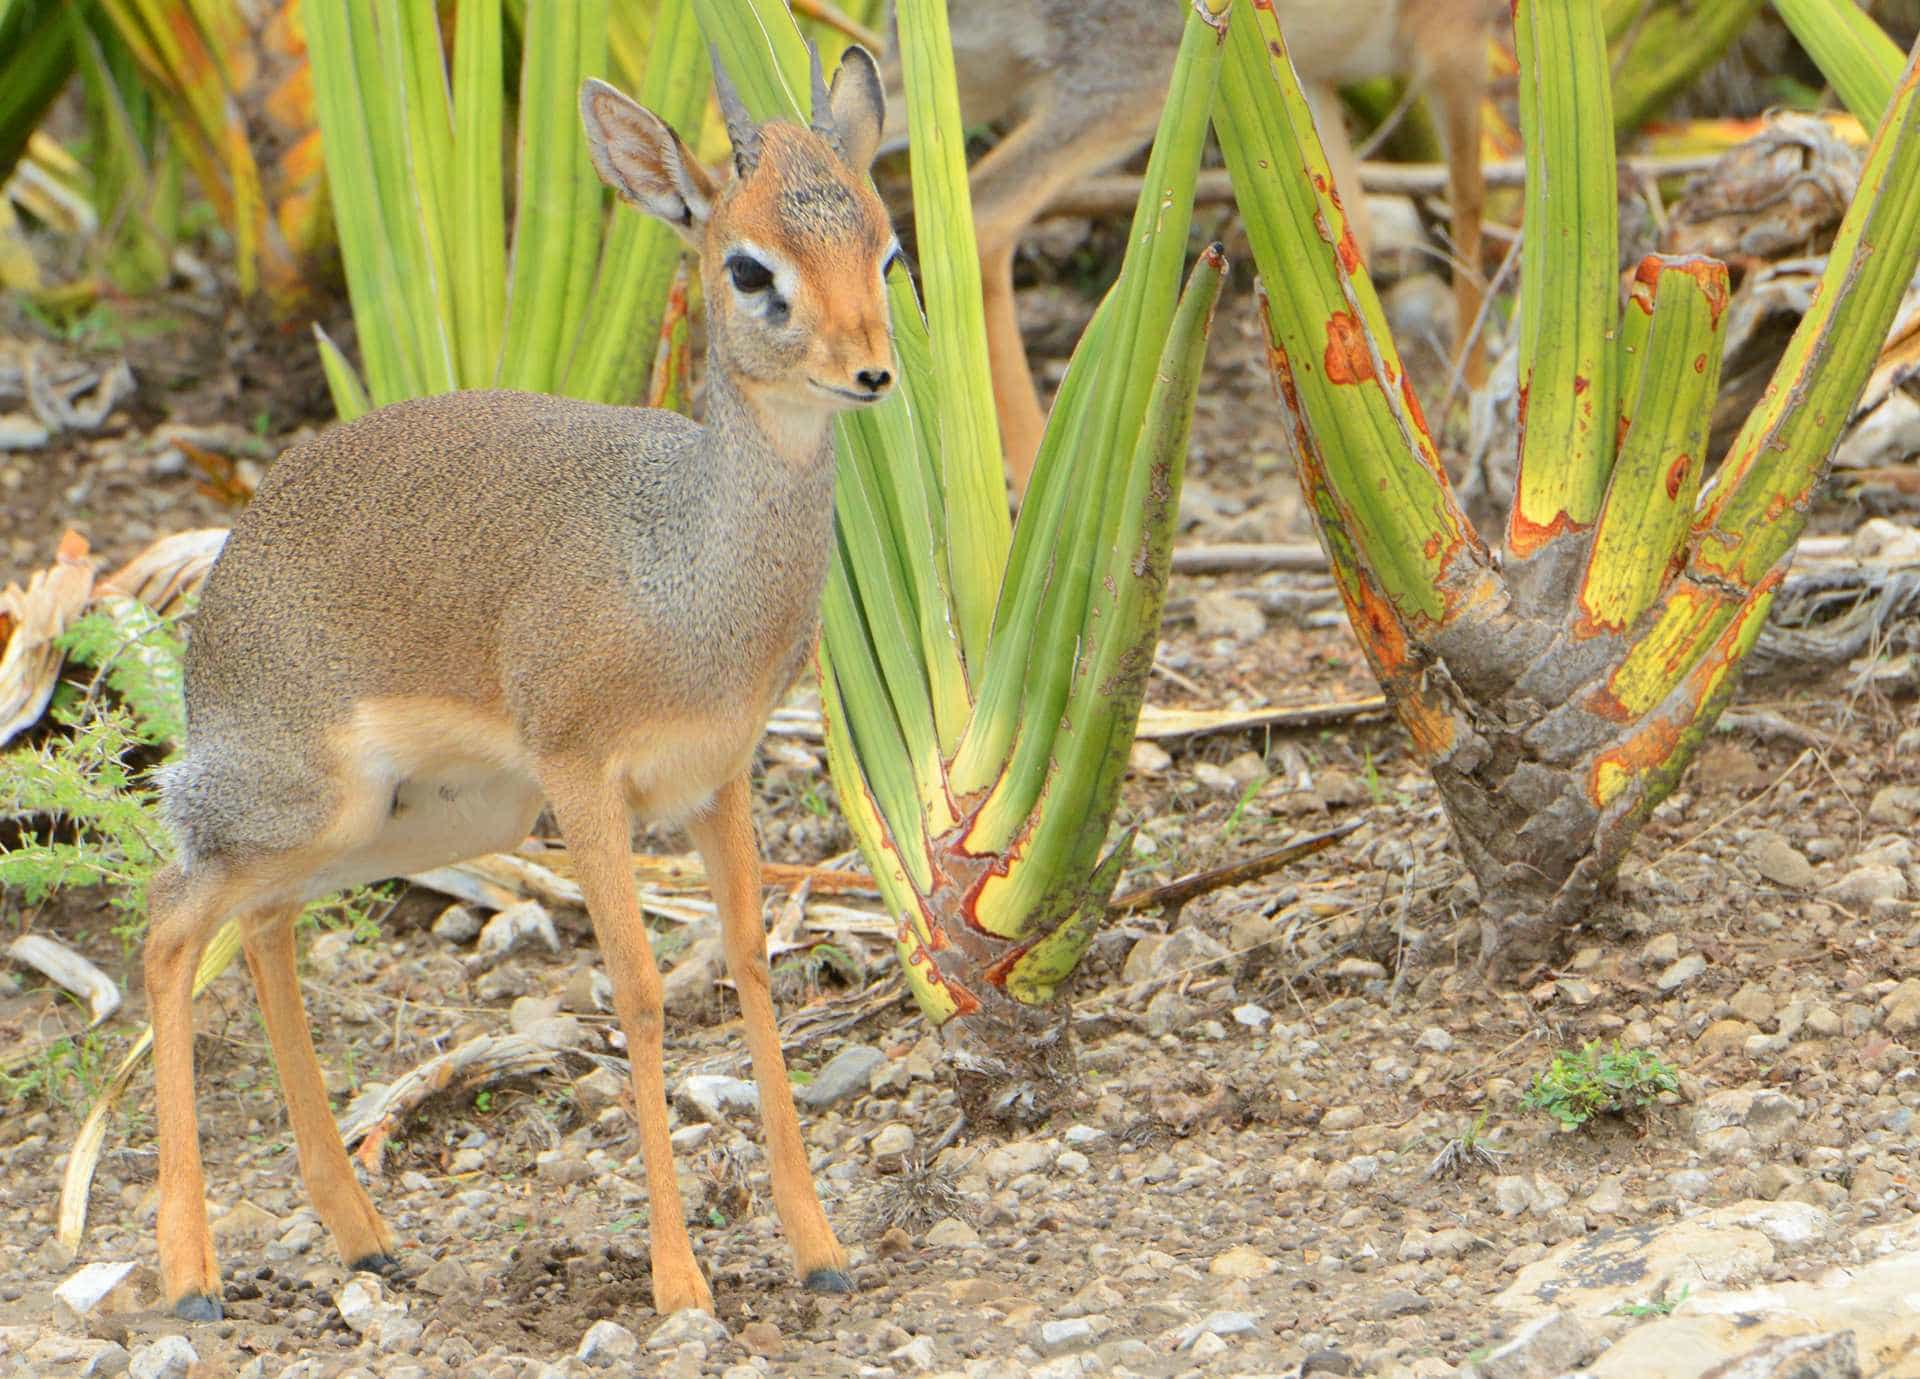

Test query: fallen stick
[1038,153,1724,220]
[7,934,120,1027]
[1171,542,1329,575]
[1108,820,1364,915]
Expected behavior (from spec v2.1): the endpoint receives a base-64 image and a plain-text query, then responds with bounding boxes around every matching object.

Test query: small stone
[1703,1331,1858,1379]
[1867,785,1920,828]
[211,1200,282,1243]
[1322,1105,1365,1132]
[54,1261,137,1319]
[1189,1332,1230,1361]
[536,1149,593,1185]
[1642,932,1681,964]
[646,1309,729,1350]
[1144,989,1191,1038]
[1232,1002,1272,1029]
[675,1074,759,1123]
[415,1257,470,1297]
[573,1066,627,1114]
[1825,864,1908,906]
[871,1123,916,1160]
[738,1320,784,1357]
[128,1336,198,1379]
[891,1335,938,1371]
[1585,1180,1626,1215]
[523,1015,587,1050]
[1333,957,1388,982]
[1415,1025,1454,1053]
[1193,760,1237,793]
[1130,740,1173,775]
[797,1045,886,1109]
[1371,1288,1431,1317]
[560,965,614,1013]
[577,1319,641,1367]
[1699,1018,1760,1054]
[1728,984,1777,1026]
[1177,1311,1260,1349]
[1694,1088,1801,1150]
[82,1342,131,1377]
[1751,835,1816,890]
[1657,954,1708,991]
[1193,589,1265,642]
[1805,1005,1843,1038]
[926,1216,979,1248]
[666,1128,716,1162]
[1300,1346,1354,1375]
[1879,978,1920,1034]
[1209,1244,1276,1279]
[337,1276,404,1336]
[1056,1150,1090,1175]
[1472,1311,1597,1379]
[468,900,560,968]
[1035,1318,1096,1355]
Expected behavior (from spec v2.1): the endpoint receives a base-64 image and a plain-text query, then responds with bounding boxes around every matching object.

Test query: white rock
[870,1122,916,1159]
[646,1309,730,1350]
[1415,1025,1455,1053]
[1189,1331,1230,1360]
[676,1074,760,1123]
[1656,954,1708,991]
[1034,1318,1096,1355]
[1825,864,1908,906]
[925,1217,979,1248]
[1232,1002,1272,1029]
[129,1336,198,1379]
[1208,1244,1276,1279]
[1175,1310,1259,1348]
[336,1275,404,1336]
[890,1335,938,1371]
[54,1260,137,1319]
[432,903,483,942]
[576,1319,640,1367]
[1470,1311,1597,1379]
[468,900,560,968]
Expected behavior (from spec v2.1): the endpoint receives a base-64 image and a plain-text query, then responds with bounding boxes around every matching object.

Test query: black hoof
[350,1252,404,1279]
[172,1292,224,1322]
[803,1267,856,1295]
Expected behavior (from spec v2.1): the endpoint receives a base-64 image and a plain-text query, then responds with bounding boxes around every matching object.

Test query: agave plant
[1215,0,1920,961]
[696,0,1229,1102]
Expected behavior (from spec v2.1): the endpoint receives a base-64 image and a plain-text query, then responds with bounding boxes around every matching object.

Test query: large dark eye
[727,254,774,293]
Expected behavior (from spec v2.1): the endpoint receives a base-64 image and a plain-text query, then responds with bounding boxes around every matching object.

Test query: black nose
[855,368,892,394]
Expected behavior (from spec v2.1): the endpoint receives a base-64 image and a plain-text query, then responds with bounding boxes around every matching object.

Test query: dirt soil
[1,268,1918,1379]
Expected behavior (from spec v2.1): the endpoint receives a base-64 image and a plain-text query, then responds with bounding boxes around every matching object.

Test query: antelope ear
[828,45,886,171]
[580,78,717,243]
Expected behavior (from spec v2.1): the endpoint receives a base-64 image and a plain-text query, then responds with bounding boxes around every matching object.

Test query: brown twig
[1109,821,1364,915]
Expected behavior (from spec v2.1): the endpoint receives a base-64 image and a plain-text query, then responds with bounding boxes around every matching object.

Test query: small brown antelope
[883,0,1498,492]
[145,48,895,1321]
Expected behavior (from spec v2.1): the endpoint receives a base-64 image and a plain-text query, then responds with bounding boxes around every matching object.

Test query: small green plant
[1426,1110,1505,1179]
[1612,1284,1690,1318]
[0,1028,109,1109]
[1520,1041,1678,1130]
[1,605,388,947]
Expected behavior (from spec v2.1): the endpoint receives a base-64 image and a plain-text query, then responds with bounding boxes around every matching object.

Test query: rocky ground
[4,255,1920,1379]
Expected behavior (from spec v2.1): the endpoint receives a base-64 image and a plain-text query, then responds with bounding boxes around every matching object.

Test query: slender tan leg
[969,95,1163,497]
[146,863,230,1319]
[1434,62,1488,387]
[539,755,713,1316]
[686,775,849,1291]
[241,910,396,1273]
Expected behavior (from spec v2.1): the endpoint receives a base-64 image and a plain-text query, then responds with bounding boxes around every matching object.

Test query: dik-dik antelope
[884,0,1499,491]
[144,48,895,1320]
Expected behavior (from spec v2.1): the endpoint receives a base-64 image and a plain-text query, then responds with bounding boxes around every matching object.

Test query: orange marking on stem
[1588,715,1684,806]
[1573,374,1589,395]
[1324,311,1374,385]
[1337,225,1362,274]
[1665,455,1690,500]
[1350,578,1408,675]
[1508,506,1581,559]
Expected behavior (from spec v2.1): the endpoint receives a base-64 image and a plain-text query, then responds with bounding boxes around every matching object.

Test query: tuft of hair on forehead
[722,122,889,258]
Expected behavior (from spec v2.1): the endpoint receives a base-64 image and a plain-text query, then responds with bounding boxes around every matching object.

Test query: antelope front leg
[541,755,714,1316]
[687,775,852,1292]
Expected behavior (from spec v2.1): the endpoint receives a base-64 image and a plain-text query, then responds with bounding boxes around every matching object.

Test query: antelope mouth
[809,380,887,405]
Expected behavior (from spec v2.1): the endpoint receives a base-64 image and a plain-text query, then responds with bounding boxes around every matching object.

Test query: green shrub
[1520,1041,1678,1130]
